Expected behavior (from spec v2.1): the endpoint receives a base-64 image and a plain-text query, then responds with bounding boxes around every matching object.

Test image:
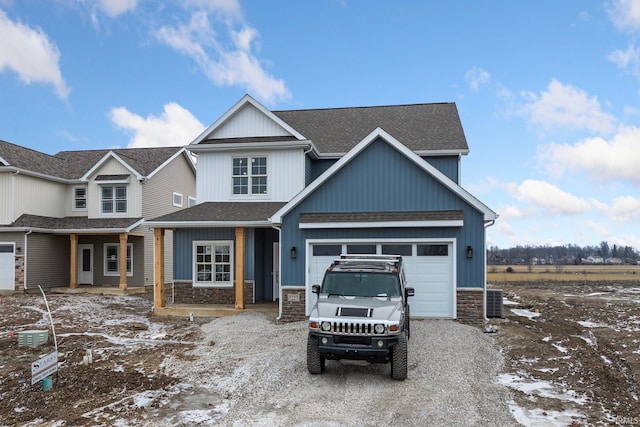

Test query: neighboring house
[148,95,497,323]
[0,141,196,293]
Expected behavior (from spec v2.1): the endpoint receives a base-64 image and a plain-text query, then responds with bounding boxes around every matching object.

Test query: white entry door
[77,244,94,285]
[0,243,15,291]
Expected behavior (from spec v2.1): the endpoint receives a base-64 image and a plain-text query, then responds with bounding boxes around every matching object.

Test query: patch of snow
[542,335,552,342]
[511,308,541,319]
[577,320,607,328]
[536,368,559,374]
[503,298,519,306]
[506,400,585,427]
[601,355,612,364]
[497,373,588,404]
[586,292,606,297]
[552,343,568,353]
[518,357,540,364]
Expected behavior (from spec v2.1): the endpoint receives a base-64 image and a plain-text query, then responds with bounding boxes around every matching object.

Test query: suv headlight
[373,324,385,334]
[320,321,332,332]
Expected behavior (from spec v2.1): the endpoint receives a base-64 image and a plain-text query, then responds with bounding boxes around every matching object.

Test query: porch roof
[147,201,287,228]
[6,214,143,233]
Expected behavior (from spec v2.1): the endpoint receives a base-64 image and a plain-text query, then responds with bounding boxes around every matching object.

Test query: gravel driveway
[155,312,517,426]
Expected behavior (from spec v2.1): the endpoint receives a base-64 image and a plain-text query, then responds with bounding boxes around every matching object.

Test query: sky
[0,0,639,251]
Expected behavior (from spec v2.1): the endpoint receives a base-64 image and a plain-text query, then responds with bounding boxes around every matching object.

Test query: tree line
[487,241,639,265]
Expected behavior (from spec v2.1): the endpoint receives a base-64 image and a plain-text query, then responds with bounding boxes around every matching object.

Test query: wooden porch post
[154,228,165,309]
[235,227,245,310]
[70,234,78,289]
[119,233,128,290]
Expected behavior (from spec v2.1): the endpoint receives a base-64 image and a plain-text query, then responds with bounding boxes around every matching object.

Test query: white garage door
[0,243,15,291]
[307,241,454,318]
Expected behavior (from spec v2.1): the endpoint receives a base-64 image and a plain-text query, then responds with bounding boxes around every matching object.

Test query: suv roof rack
[328,253,403,272]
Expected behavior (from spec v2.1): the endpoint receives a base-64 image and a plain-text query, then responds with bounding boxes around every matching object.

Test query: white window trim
[173,192,183,207]
[231,155,269,198]
[100,184,128,216]
[72,186,88,211]
[193,240,234,288]
[103,243,133,277]
[188,196,197,207]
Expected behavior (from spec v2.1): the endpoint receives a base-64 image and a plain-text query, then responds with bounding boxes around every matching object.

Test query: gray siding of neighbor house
[81,235,145,287]
[280,137,486,289]
[0,232,24,252]
[25,233,70,290]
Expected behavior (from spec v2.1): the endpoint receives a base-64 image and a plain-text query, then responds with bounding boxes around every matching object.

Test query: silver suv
[307,254,414,380]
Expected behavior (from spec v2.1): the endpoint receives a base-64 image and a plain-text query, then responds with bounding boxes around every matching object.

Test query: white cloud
[98,0,138,17]
[584,219,610,237]
[608,0,640,32]
[109,102,205,148]
[608,43,640,78]
[520,79,616,134]
[593,195,640,223]
[498,204,525,220]
[537,125,640,185]
[508,179,591,216]
[155,9,290,104]
[464,66,490,92]
[0,9,70,99]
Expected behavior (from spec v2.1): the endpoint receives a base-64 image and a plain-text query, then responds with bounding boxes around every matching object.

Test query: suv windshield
[321,272,401,297]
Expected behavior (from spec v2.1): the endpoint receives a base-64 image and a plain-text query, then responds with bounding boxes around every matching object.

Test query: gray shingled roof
[151,202,287,223]
[0,140,184,180]
[272,103,468,154]
[9,214,142,231]
[299,210,464,223]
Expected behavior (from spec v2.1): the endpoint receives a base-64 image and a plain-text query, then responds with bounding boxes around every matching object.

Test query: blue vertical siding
[280,137,486,288]
[424,155,460,183]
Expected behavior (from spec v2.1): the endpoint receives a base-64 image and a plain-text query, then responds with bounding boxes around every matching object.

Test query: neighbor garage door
[0,243,15,291]
[307,241,454,318]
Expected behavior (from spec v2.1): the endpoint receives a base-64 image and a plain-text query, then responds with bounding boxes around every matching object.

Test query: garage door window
[347,244,376,254]
[312,245,342,256]
[417,244,448,256]
[382,244,412,256]
[0,245,13,253]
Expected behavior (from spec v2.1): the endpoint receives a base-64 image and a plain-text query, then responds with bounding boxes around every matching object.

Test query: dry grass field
[487,264,640,283]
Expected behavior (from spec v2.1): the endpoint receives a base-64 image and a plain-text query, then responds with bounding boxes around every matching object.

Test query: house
[0,140,196,293]
[148,95,497,323]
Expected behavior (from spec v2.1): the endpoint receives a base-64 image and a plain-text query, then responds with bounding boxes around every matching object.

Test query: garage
[306,240,455,318]
[0,243,15,291]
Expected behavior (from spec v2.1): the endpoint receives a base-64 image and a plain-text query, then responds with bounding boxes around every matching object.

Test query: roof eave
[147,220,273,228]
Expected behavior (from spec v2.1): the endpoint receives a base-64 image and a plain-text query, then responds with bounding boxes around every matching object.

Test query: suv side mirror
[312,284,321,295]
[405,287,415,298]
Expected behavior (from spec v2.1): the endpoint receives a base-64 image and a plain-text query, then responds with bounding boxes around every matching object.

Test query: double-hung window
[232,156,267,195]
[101,185,127,214]
[73,187,87,210]
[194,241,233,287]
[104,243,133,276]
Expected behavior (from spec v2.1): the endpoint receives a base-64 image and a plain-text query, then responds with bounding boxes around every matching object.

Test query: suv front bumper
[309,332,400,363]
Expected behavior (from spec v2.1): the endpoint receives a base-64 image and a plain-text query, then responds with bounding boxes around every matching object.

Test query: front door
[77,244,93,285]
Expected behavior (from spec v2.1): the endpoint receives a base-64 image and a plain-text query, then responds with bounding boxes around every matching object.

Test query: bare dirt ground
[0,281,638,426]
[490,281,640,425]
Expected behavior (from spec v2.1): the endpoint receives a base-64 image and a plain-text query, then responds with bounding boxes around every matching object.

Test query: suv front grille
[332,322,374,335]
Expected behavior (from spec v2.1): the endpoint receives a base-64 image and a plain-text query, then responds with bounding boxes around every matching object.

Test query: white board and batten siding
[210,103,291,139]
[305,240,456,319]
[196,149,306,202]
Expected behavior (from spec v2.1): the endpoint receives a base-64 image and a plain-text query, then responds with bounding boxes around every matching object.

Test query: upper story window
[232,156,267,195]
[73,187,87,210]
[173,192,183,207]
[101,185,127,214]
[188,196,197,207]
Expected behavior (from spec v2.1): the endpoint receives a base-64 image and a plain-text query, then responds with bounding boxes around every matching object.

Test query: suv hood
[314,296,403,322]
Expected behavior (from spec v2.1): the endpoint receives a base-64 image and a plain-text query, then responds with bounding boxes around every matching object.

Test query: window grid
[194,242,232,285]
[232,156,267,195]
[104,243,132,276]
[101,185,127,214]
[74,187,87,210]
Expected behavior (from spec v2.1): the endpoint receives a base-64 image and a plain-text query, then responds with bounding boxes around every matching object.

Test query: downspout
[271,223,282,321]
[23,228,32,290]
[483,220,496,321]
